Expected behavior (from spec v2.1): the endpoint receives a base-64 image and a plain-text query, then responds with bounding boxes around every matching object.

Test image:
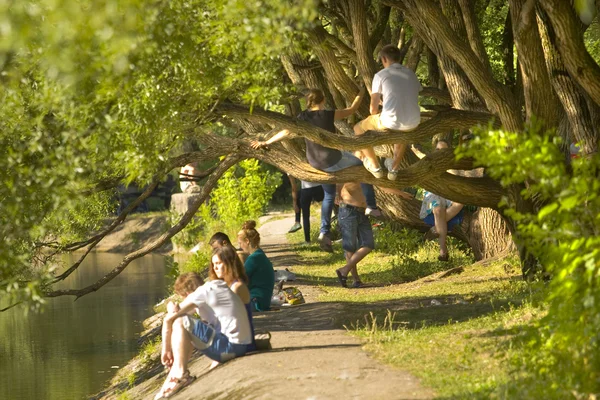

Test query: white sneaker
[384,158,398,181]
[363,159,384,178]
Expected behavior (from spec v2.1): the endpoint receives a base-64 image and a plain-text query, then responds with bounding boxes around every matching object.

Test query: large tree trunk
[537,8,600,155]
[458,208,515,261]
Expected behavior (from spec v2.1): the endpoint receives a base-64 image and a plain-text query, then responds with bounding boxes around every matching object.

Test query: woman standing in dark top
[251,88,380,252]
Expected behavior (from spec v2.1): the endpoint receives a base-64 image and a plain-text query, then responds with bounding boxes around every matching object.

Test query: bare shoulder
[231,281,251,304]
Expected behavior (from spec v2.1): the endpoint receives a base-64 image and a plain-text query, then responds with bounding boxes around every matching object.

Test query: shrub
[172,159,281,272]
[462,123,600,398]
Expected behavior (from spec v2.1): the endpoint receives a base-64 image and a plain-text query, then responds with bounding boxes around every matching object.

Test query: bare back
[340,182,367,208]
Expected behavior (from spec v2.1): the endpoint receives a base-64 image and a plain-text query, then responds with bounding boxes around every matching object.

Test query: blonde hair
[238,220,260,248]
[306,89,325,109]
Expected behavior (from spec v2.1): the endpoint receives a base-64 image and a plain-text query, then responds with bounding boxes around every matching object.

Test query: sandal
[335,269,348,288]
[351,280,365,288]
[154,370,196,399]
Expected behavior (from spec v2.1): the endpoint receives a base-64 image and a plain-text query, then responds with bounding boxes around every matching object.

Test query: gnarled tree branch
[538,0,600,107]
[197,132,505,208]
[218,103,497,150]
[44,155,241,300]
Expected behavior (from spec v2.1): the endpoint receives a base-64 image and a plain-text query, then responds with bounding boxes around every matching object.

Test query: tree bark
[537,8,600,155]
[369,5,392,51]
[539,0,600,108]
[501,10,516,87]
[509,0,560,128]
[348,0,378,89]
[459,208,516,260]
[387,0,524,131]
[405,35,424,71]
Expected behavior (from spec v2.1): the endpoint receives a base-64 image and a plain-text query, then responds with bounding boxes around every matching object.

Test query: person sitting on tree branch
[250,88,382,253]
[419,140,465,262]
[354,44,422,181]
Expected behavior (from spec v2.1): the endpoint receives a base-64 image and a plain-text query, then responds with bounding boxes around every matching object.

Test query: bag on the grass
[274,268,297,282]
[271,291,286,306]
[282,287,305,305]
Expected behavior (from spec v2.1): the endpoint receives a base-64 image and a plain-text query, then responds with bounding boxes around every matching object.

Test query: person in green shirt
[237,220,275,311]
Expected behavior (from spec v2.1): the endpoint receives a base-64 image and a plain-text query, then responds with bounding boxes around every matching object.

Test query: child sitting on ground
[154,271,252,399]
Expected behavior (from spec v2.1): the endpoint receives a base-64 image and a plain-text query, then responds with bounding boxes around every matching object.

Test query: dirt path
[115,214,435,400]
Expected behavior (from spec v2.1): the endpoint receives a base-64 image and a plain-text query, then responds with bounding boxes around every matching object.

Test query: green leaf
[538,203,558,220]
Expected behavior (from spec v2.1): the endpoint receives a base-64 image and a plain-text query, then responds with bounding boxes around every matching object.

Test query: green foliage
[126,371,136,388]
[1,0,314,309]
[374,224,473,282]
[173,159,281,273]
[478,0,510,82]
[585,18,600,64]
[375,224,423,257]
[461,124,600,398]
[209,159,282,231]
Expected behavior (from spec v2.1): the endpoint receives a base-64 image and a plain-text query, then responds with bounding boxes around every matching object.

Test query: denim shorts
[322,151,363,172]
[182,316,248,362]
[338,205,375,252]
[423,209,464,230]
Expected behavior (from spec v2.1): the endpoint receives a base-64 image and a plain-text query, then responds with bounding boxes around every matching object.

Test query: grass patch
[284,216,544,398]
[287,220,485,304]
[353,301,546,399]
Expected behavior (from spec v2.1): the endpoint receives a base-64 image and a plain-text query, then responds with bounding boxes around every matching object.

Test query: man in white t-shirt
[155,273,252,399]
[354,44,422,181]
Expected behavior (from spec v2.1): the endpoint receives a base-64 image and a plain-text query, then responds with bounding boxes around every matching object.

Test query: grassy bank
[287,219,545,399]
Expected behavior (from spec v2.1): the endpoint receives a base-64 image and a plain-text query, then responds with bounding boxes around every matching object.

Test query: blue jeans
[338,204,375,252]
[320,152,377,236]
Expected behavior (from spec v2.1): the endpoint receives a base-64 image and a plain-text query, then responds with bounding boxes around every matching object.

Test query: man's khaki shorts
[355,114,386,133]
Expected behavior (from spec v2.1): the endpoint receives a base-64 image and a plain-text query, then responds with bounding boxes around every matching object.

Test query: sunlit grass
[284,214,544,398]
[353,302,546,399]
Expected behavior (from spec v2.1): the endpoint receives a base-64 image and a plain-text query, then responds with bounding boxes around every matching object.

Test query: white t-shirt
[372,64,422,130]
[184,280,252,345]
[419,191,453,219]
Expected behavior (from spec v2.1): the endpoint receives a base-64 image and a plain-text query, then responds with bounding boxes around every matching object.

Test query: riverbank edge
[94,214,173,254]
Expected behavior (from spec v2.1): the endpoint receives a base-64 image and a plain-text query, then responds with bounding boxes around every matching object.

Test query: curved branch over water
[44,155,241,300]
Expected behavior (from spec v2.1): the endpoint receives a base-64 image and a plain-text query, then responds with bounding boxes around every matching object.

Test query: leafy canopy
[0,0,316,309]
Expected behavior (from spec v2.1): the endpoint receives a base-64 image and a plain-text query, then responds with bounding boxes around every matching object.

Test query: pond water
[0,252,169,400]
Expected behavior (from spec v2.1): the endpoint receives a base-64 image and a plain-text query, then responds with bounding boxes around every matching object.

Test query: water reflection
[0,252,169,400]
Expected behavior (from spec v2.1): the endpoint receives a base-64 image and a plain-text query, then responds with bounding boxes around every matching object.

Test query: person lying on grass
[209,245,257,352]
[155,271,252,399]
